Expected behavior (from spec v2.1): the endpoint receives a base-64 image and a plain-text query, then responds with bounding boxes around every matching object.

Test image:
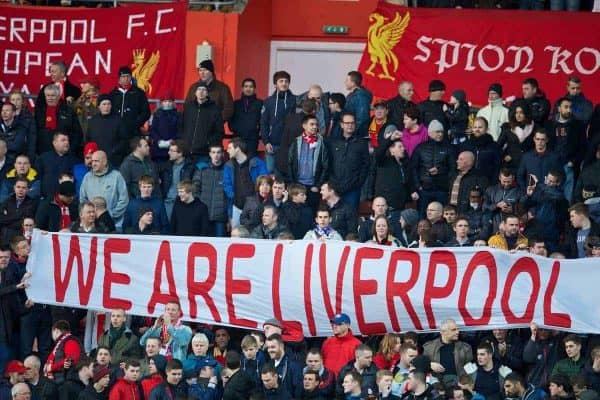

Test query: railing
[8,0,238,10]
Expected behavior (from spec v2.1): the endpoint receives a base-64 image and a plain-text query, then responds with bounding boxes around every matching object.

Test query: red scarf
[54,193,71,230]
[159,317,183,359]
[44,333,71,379]
[45,105,57,130]
[302,131,317,145]
[120,83,132,91]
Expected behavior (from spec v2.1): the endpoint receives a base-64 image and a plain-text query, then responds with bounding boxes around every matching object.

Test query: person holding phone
[139,301,192,362]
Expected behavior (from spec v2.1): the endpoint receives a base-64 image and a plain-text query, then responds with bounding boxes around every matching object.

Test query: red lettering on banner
[52,234,97,305]
[386,249,422,331]
[225,243,257,328]
[147,241,180,314]
[353,247,386,335]
[458,251,497,326]
[102,238,132,310]
[319,243,350,319]
[543,261,572,328]
[423,250,458,329]
[186,243,220,321]
[501,257,540,323]
[303,244,317,336]
[272,243,303,333]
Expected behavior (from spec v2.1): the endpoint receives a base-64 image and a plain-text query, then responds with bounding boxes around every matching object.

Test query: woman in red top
[373,333,401,371]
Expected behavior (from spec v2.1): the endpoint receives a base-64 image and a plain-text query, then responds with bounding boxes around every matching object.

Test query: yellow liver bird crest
[131,49,160,95]
[366,11,410,81]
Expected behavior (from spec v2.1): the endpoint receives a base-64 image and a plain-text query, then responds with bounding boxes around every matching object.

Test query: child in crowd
[279,184,313,240]
[240,334,264,389]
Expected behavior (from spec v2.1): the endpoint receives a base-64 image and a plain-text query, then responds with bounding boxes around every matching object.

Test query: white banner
[26,231,600,336]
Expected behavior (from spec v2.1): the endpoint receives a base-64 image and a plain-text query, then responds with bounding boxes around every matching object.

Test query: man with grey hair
[387,81,416,128]
[11,382,32,399]
[23,355,58,400]
[423,319,473,386]
[36,60,81,108]
[91,196,116,232]
[449,151,489,214]
[34,84,82,155]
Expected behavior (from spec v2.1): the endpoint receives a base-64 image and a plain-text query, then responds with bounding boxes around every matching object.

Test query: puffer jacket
[181,99,224,156]
[193,161,227,222]
[410,139,456,192]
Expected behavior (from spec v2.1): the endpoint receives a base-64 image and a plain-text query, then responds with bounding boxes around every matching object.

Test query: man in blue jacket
[343,71,372,138]
[260,71,296,174]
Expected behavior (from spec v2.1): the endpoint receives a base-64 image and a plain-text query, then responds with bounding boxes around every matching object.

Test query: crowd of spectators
[0,56,599,399]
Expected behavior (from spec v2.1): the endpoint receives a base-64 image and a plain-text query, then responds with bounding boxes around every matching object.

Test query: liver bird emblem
[131,49,160,95]
[365,11,410,81]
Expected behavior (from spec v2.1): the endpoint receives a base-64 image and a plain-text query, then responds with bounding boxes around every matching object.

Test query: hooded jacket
[193,161,227,222]
[476,99,509,141]
[109,378,143,400]
[261,90,296,146]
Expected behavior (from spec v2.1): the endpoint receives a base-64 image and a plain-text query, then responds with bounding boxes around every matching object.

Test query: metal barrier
[9,0,237,10]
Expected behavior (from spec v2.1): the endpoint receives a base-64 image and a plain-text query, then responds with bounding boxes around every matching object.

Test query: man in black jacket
[387,81,416,129]
[109,66,151,140]
[229,78,262,157]
[418,80,448,132]
[0,177,37,242]
[223,351,254,400]
[375,133,414,215]
[161,140,197,220]
[546,97,586,204]
[326,112,369,210]
[0,102,27,159]
[35,61,81,108]
[58,357,94,400]
[35,132,77,199]
[87,94,129,166]
[410,120,456,218]
[35,180,78,232]
[23,355,59,400]
[519,78,551,125]
[170,180,209,236]
[34,85,82,156]
[181,82,225,162]
[320,182,357,239]
[336,344,378,399]
[449,151,488,214]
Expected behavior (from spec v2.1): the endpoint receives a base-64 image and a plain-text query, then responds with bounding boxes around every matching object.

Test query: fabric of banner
[26,231,600,337]
[0,3,186,99]
[358,1,600,106]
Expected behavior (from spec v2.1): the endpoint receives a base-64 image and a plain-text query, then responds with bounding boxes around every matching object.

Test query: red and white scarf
[44,333,72,380]
[54,193,71,230]
[159,318,183,359]
[302,131,317,147]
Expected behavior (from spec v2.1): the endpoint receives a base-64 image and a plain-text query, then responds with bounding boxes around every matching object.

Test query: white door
[269,41,366,96]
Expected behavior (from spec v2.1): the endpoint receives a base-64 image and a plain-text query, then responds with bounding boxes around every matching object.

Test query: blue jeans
[563,164,574,204]
[342,189,361,211]
[550,0,580,9]
[417,189,448,219]
[265,145,280,175]
[213,221,227,237]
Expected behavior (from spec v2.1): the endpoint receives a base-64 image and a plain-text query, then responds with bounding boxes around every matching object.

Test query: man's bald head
[457,151,475,172]
[91,151,108,173]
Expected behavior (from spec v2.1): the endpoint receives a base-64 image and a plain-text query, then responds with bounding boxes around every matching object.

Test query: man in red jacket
[109,359,142,400]
[321,313,362,375]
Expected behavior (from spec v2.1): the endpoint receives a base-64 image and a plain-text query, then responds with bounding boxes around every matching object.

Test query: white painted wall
[269,41,366,95]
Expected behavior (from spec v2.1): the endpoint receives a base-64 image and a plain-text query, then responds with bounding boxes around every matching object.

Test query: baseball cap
[263,318,283,330]
[83,142,99,157]
[5,360,28,376]
[330,313,351,325]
